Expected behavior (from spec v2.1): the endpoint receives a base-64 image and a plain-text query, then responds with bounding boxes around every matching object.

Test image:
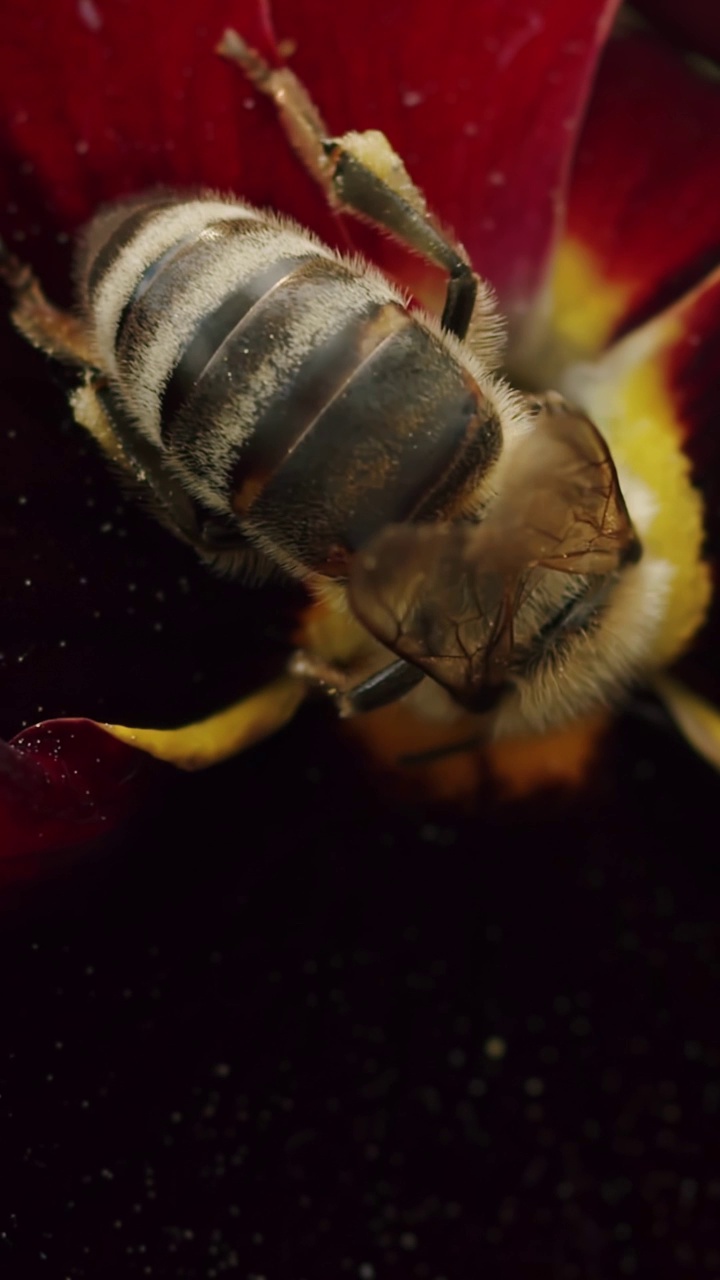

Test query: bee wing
[348,521,532,706]
[500,393,638,576]
[348,398,638,707]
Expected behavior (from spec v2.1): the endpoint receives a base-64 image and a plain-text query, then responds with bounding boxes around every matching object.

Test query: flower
[1,0,719,862]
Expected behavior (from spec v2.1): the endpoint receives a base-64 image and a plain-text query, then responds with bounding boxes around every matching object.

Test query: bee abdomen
[243,318,498,575]
[78,196,354,438]
[80,195,502,577]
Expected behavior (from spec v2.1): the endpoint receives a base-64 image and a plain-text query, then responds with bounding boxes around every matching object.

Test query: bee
[3,28,681,758]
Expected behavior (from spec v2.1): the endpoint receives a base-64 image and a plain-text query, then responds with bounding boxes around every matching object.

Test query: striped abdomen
[78,194,503,578]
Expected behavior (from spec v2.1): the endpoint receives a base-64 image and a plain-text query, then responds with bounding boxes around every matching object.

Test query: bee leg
[289,649,423,715]
[324,134,480,339]
[0,238,95,366]
[217,30,478,339]
[217,29,333,190]
[335,659,425,715]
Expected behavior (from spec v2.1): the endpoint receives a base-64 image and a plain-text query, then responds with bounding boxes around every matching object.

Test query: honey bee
[3,29,678,755]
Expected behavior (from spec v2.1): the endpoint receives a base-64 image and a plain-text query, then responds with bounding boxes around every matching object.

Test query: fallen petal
[0,675,306,863]
[0,719,147,860]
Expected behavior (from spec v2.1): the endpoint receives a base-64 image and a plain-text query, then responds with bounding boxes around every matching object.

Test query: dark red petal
[636,0,720,64]
[563,30,720,348]
[0,719,147,864]
[659,267,720,715]
[0,0,619,309]
[668,271,720,455]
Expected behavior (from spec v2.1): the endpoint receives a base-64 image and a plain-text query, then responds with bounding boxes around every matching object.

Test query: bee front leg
[217,30,481,340]
[0,238,95,367]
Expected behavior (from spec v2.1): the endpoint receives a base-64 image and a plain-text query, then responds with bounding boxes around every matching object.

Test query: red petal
[269,0,621,312]
[636,0,720,64]
[0,719,147,864]
[667,270,720,455]
[0,0,619,308]
[562,30,720,349]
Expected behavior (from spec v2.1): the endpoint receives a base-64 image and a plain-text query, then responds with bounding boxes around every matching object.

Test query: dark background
[1,698,720,1278]
[1,203,719,1277]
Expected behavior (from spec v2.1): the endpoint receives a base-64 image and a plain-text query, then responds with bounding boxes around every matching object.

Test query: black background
[1,703,720,1279]
[1,276,720,1279]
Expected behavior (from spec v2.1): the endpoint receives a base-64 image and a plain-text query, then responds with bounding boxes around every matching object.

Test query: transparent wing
[348,397,639,708]
[495,392,638,576]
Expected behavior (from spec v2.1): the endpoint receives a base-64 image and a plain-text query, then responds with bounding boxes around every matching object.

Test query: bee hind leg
[217,30,479,340]
[0,237,95,366]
